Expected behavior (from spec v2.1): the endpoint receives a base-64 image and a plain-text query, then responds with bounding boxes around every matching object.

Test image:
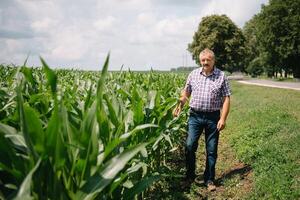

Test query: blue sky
[0,0,268,71]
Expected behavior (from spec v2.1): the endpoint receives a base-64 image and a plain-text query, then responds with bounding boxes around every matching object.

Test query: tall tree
[255,0,300,78]
[188,14,246,72]
[243,15,276,77]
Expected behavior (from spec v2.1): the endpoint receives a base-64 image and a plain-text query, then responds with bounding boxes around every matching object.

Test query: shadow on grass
[216,164,252,186]
[148,154,252,199]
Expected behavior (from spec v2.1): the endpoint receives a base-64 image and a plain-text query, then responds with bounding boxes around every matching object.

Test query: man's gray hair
[199,48,215,60]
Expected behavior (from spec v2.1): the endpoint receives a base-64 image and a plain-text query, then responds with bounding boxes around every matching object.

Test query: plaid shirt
[184,67,231,112]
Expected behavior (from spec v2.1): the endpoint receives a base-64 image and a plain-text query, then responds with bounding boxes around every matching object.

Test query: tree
[188,14,246,72]
[254,0,300,78]
[243,15,279,77]
[246,57,264,77]
[243,15,260,71]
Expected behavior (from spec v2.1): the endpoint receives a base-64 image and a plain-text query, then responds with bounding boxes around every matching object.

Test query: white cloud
[155,16,198,38]
[93,16,117,32]
[137,12,156,25]
[5,39,24,52]
[201,0,268,27]
[17,0,61,20]
[129,14,198,45]
[48,30,88,61]
[31,18,58,33]
[0,0,268,70]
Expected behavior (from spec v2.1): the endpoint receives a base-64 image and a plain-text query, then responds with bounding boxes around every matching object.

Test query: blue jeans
[186,109,220,183]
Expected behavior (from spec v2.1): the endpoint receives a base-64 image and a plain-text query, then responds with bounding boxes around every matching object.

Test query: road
[237,79,300,91]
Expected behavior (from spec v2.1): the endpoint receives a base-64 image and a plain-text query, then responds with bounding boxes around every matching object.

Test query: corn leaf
[123,174,160,200]
[14,159,41,200]
[23,104,45,155]
[76,143,147,200]
[40,57,57,95]
[16,73,38,161]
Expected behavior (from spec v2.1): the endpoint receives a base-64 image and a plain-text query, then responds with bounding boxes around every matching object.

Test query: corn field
[0,55,189,199]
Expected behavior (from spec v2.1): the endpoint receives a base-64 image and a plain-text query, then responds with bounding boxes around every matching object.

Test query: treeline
[188,0,300,78]
[170,66,198,72]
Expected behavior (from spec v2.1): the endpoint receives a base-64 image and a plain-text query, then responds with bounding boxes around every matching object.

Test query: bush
[246,57,264,77]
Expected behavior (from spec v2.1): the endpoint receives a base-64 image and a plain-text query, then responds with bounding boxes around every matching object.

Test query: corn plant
[0,56,188,199]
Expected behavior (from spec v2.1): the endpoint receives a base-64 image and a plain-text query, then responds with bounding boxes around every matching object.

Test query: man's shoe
[207,181,216,192]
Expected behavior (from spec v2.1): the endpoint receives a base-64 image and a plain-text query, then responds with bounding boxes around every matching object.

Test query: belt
[190,108,220,114]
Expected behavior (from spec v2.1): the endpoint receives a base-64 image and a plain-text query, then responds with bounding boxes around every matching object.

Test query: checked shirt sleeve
[184,73,192,93]
[220,76,231,97]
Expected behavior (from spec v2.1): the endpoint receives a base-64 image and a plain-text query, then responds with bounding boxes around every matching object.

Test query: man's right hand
[173,104,182,117]
[173,90,190,117]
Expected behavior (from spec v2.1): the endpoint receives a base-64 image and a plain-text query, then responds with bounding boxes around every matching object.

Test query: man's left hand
[217,119,226,131]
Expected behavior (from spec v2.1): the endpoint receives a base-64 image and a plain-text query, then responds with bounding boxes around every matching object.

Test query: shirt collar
[200,66,217,77]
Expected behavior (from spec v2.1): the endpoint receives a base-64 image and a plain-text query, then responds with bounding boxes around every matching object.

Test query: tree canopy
[244,0,300,78]
[188,14,246,72]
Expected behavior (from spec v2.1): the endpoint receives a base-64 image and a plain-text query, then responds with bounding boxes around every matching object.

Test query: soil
[147,133,253,200]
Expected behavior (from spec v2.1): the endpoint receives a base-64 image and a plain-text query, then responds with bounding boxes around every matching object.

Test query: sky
[0,0,268,71]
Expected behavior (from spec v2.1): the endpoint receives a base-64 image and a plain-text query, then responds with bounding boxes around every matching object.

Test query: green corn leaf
[163,133,173,148]
[23,54,29,67]
[76,143,147,200]
[117,87,131,101]
[14,159,41,200]
[84,82,93,112]
[72,103,83,121]
[133,100,144,125]
[132,87,144,125]
[45,104,66,170]
[126,162,148,175]
[123,174,160,200]
[96,54,110,146]
[60,105,78,180]
[40,57,57,95]
[119,124,158,140]
[152,134,164,151]
[97,105,110,146]
[96,53,110,102]
[80,101,98,146]
[83,129,99,181]
[16,73,38,161]
[0,134,23,179]
[78,101,99,181]
[23,104,45,155]
[103,93,119,128]
[21,67,37,90]
[103,124,157,160]
[108,172,129,195]
[158,100,177,125]
[45,107,59,155]
[0,123,24,145]
[147,90,157,110]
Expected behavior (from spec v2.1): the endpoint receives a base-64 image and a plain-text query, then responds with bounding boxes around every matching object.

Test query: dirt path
[188,135,253,199]
[148,133,253,199]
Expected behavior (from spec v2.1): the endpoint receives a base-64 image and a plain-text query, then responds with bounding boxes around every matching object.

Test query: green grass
[225,81,300,199]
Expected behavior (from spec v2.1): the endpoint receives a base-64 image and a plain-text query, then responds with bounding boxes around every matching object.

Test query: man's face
[200,53,215,72]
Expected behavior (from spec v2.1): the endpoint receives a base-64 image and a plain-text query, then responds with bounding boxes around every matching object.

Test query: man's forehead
[200,53,214,59]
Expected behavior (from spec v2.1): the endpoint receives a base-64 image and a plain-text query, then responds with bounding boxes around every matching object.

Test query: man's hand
[218,96,230,132]
[217,119,226,131]
[173,90,190,117]
[173,104,182,117]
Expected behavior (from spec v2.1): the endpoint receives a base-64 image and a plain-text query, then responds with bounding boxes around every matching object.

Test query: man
[173,48,231,191]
